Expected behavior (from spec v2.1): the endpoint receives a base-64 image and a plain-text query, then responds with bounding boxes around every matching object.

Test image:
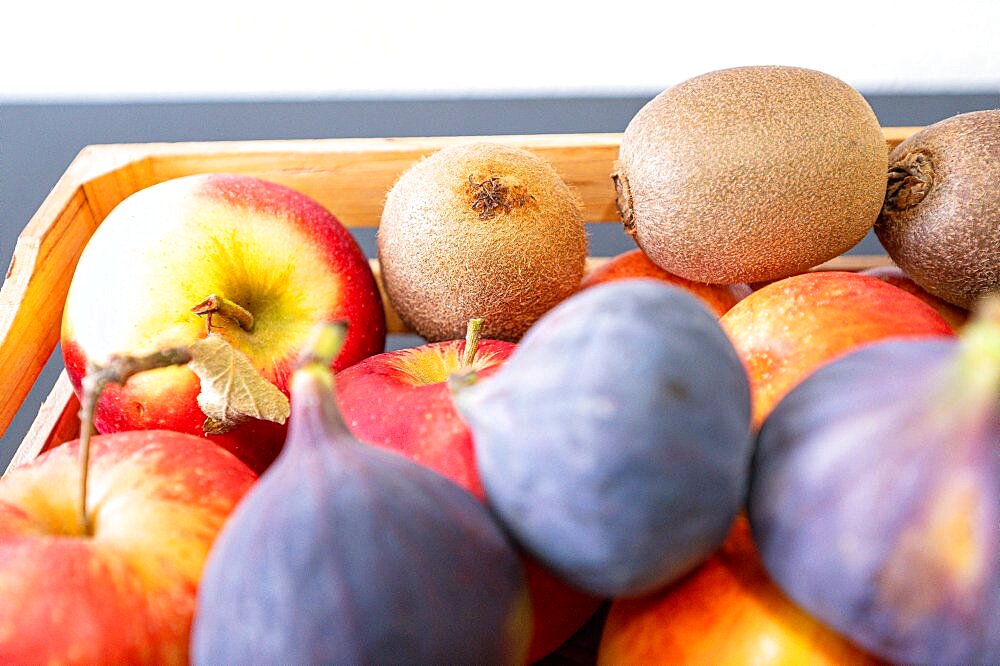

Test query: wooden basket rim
[0,128,916,470]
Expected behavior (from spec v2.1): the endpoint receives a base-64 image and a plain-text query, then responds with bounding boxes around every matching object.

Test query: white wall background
[2,0,998,102]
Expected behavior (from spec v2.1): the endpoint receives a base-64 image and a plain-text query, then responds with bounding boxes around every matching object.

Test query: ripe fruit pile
[1,65,997,664]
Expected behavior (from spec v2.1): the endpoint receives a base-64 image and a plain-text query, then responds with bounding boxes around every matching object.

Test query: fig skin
[875,110,1000,308]
[749,335,999,665]
[191,326,531,665]
[455,280,753,598]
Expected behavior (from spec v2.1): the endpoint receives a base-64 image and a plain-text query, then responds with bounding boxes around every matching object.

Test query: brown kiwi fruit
[613,65,887,284]
[875,110,1000,308]
[377,142,587,342]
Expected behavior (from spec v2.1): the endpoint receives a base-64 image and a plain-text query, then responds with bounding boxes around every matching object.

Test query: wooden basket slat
[145,133,623,228]
[0,189,98,437]
[7,372,79,472]
[81,156,158,223]
[0,129,917,471]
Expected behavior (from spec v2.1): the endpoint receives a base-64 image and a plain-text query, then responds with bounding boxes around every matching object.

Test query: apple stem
[76,347,193,536]
[192,294,255,333]
[462,318,485,367]
[446,318,487,394]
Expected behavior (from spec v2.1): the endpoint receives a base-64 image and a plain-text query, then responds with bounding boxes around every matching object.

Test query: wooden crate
[0,129,915,473]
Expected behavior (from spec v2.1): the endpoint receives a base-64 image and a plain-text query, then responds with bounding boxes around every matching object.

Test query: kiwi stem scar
[467,174,533,219]
[192,294,255,333]
[77,346,193,536]
[885,151,934,212]
[611,164,635,235]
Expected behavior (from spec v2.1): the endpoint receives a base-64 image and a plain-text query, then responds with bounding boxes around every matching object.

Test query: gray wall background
[2,93,998,468]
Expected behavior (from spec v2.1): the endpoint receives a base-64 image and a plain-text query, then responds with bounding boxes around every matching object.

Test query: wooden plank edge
[811,254,893,272]
[110,133,626,160]
[5,144,154,253]
[0,144,160,438]
[85,127,919,161]
[4,372,79,476]
[107,128,922,233]
[0,144,165,439]
[882,126,921,150]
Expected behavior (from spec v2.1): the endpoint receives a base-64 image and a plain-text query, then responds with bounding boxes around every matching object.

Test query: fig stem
[957,294,1000,396]
[462,318,485,367]
[77,346,193,536]
[447,368,480,394]
[297,321,349,369]
[192,294,255,333]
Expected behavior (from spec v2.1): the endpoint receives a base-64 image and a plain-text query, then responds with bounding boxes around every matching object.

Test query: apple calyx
[192,294,255,333]
[77,347,193,535]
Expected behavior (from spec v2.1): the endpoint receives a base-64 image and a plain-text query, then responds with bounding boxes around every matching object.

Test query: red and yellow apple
[721,271,955,427]
[581,249,751,316]
[335,337,602,663]
[861,265,969,330]
[598,516,878,665]
[0,431,256,664]
[61,174,386,472]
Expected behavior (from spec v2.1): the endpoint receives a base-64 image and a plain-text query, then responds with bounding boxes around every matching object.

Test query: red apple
[0,431,256,664]
[61,174,386,473]
[336,337,513,499]
[861,265,969,330]
[335,336,602,663]
[721,271,955,427]
[598,516,879,665]
[581,249,751,316]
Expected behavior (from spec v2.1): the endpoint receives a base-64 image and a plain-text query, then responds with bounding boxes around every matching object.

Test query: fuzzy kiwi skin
[614,65,887,284]
[875,110,1000,309]
[378,142,587,342]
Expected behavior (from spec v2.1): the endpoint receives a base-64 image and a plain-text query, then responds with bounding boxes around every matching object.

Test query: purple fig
[192,322,531,664]
[750,297,1000,664]
[455,280,753,598]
